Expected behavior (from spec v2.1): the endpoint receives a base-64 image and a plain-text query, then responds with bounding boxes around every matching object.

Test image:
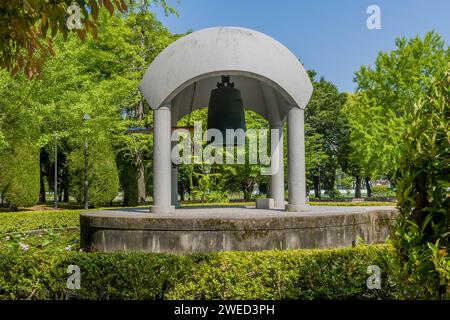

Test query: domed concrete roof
[139,26,313,125]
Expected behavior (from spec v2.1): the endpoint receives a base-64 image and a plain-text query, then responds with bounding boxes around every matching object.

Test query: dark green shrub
[49,252,191,300]
[0,118,40,209]
[372,185,394,197]
[0,252,56,299]
[0,245,405,300]
[167,246,400,300]
[68,141,119,207]
[393,68,450,299]
[118,161,139,206]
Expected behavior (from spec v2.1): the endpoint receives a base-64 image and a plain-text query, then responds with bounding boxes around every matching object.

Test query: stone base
[80,206,398,253]
[256,198,274,209]
[285,203,310,212]
[150,205,175,214]
[274,200,287,208]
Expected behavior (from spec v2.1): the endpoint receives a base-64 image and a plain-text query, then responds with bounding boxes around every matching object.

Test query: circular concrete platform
[80,206,398,253]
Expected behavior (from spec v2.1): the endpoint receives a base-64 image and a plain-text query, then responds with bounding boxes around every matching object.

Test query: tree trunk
[62,167,69,203]
[179,181,185,202]
[63,189,69,203]
[326,171,336,197]
[136,156,146,205]
[355,175,362,198]
[39,152,46,203]
[243,189,249,201]
[314,168,321,199]
[365,177,372,197]
[60,152,69,203]
[137,2,147,204]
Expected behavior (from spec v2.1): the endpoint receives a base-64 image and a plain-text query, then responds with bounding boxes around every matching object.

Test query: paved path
[84,205,397,220]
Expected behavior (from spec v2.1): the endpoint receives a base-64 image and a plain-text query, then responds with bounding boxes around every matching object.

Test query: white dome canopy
[139,26,313,125]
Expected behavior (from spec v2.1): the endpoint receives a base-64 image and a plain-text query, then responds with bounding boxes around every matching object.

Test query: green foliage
[304,71,348,195]
[0,252,58,299]
[205,191,230,203]
[349,32,450,177]
[0,245,404,300]
[0,143,40,209]
[0,0,176,79]
[68,140,119,207]
[372,185,395,198]
[118,159,139,206]
[0,210,81,234]
[177,109,270,201]
[392,67,450,299]
[0,7,178,209]
[169,246,399,300]
[0,106,40,209]
[0,230,80,254]
[0,130,7,152]
[309,201,394,207]
[191,172,229,203]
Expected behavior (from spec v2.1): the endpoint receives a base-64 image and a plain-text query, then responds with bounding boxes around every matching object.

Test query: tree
[0,6,177,208]
[0,67,42,210]
[0,107,40,210]
[119,1,179,204]
[342,92,391,197]
[0,0,176,79]
[352,32,450,179]
[393,67,450,298]
[223,110,269,200]
[0,0,127,79]
[304,124,327,196]
[68,138,119,207]
[304,70,347,198]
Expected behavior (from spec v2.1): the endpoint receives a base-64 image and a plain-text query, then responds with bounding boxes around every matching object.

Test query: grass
[0,229,80,254]
[0,210,82,234]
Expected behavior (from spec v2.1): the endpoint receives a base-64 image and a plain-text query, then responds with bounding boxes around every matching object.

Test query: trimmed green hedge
[0,245,404,300]
[181,201,396,207]
[309,201,395,207]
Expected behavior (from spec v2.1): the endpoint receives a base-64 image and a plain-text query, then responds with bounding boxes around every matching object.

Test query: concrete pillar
[151,105,175,213]
[270,124,285,208]
[286,107,309,212]
[171,164,179,207]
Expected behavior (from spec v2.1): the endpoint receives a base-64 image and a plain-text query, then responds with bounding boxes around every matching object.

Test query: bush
[309,201,394,207]
[372,185,394,197]
[205,190,230,203]
[0,121,40,210]
[168,246,399,300]
[393,68,450,299]
[68,141,119,207]
[118,160,139,206]
[0,245,407,300]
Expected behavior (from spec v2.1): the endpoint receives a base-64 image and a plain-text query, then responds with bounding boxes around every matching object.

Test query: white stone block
[256,198,274,209]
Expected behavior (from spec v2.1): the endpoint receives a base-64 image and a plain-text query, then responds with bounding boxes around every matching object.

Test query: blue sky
[152,0,450,93]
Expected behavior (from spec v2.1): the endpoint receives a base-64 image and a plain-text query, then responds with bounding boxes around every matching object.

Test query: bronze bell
[206,75,246,146]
